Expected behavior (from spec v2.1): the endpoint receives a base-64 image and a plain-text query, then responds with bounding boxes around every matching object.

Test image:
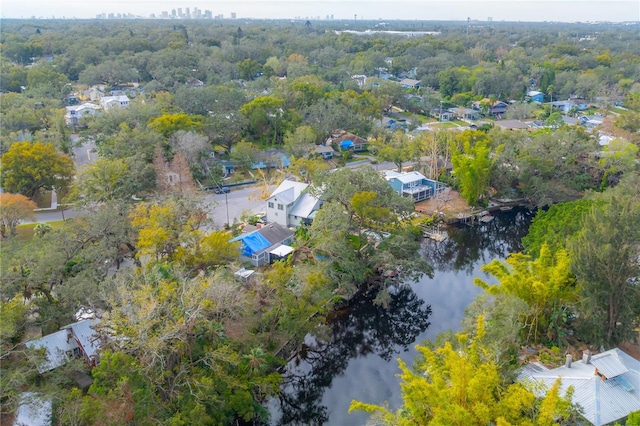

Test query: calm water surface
[269,209,533,425]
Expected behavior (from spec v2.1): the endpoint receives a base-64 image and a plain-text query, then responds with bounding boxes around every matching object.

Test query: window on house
[278,204,284,210]
[268,202,274,208]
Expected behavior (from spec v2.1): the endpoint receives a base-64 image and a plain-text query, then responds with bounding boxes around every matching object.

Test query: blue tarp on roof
[232,232,272,257]
[340,139,354,150]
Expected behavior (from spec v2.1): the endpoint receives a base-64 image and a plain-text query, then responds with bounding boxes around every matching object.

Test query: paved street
[26,157,396,229]
[71,135,97,168]
[202,184,274,228]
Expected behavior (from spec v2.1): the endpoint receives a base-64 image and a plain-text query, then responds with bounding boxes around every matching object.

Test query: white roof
[289,192,320,219]
[101,95,129,103]
[14,392,51,426]
[234,268,255,279]
[25,319,101,373]
[527,90,543,96]
[520,349,640,426]
[66,103,101,113]
[25,330,75,373]
[268,180,309,204]
[64,319,100,360]
[270,244,294,257]
[384,170,427,184]
[599,134,614,146]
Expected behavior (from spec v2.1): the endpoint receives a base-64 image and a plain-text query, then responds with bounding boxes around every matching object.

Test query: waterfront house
[384,170,446,203]
[519,348,640,426]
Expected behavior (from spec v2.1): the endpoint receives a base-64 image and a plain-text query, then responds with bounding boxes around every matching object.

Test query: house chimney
[582,350,591,364]
[565,354,572,368]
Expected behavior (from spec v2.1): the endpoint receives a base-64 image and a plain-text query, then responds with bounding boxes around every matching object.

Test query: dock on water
[421,224,448,242]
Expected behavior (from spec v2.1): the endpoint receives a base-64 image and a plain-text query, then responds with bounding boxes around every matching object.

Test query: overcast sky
[1,0,639,22]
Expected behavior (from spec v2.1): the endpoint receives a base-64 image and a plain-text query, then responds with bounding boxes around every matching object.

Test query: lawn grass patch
[14,221,65,241]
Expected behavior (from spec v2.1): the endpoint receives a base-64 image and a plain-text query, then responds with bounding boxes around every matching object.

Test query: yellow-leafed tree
[474,243,577,345]
[349,316,576,425]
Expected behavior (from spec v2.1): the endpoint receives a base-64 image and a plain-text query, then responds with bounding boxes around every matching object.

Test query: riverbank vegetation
[350,171,640,426]
[1,17,640,425]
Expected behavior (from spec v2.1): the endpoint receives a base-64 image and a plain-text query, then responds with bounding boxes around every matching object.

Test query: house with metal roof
[266,179,322,228]
[64,103,102,126]
[100,95,130,111]
[527,90,545,103]
[315,144,335,159]
[24,319,101,374]
[550,97,590,113]
[519,348,640,425]
[384,170,446,203]
[399,78,421,89]
[231,222,295,266]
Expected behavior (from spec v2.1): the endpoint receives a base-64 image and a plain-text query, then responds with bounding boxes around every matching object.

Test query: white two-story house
[265,179,322,228]
[64,103,102,126]
[100,95,130,111]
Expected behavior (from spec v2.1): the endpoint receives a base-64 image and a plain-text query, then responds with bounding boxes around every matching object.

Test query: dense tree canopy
[1,18,639,425]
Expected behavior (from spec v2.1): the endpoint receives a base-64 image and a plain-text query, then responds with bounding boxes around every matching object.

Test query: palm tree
[242,347,267,375]
[547,84,555,104]
[547,85,555,117]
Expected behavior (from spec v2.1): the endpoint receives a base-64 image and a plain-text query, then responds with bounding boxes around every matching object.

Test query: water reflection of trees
[425,209,533,274]
[272,285,432,425]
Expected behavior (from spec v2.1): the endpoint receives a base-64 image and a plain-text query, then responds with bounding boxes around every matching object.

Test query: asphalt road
[71,135,97,168]
[30,208,83,224]
[27,155,398,228]
[202,184,274,228]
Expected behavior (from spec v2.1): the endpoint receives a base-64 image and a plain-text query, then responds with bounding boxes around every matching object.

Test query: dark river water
[268,208,533,425]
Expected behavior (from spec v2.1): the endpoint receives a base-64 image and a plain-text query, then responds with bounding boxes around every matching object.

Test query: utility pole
[225,191,230,227]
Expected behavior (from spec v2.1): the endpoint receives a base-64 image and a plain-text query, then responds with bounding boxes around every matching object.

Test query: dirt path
[415,188,471,218]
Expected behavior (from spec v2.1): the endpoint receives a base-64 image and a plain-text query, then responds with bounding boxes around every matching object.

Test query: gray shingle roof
[257,223,294,246]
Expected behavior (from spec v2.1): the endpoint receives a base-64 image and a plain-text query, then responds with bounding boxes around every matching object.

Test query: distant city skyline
[1,1,639,22]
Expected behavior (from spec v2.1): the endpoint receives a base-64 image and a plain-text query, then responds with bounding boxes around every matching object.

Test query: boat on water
[424,232,447,242]
[478,214,494,223]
